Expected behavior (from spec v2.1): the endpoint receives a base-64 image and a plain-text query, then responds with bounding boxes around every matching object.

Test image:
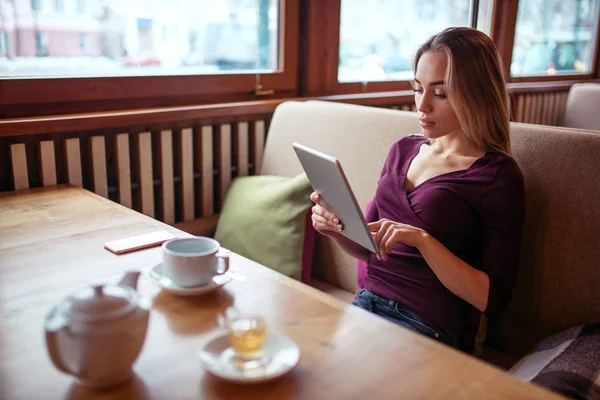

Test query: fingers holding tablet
[311,192,344,236]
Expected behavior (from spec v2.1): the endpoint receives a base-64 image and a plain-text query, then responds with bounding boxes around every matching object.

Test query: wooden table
[0,185,563,399]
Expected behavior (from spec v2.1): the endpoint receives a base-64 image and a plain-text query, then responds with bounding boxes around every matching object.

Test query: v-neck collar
[402,137,490,195]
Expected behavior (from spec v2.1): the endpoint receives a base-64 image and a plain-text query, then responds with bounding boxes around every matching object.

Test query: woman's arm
[418,234,490,312]
[328,231,372,262]
[369,220,489,311]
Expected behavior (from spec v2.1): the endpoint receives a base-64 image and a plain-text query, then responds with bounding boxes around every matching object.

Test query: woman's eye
[412,89,423,94]
[435,93,447,99]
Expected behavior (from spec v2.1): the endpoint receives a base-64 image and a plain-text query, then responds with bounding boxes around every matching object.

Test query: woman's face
[413,51,462,139]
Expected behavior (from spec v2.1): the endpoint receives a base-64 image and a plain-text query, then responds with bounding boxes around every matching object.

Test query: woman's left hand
[368,219,429,260]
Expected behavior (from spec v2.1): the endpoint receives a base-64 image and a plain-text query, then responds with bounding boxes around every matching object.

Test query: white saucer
[198,332,300,384]
[149,263,232,296]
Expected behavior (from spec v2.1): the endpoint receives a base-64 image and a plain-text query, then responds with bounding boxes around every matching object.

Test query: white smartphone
[104,231,178,254]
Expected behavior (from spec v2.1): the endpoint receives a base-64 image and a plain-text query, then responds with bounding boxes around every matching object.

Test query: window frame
[496,0,600,83]
[0,0,300,118]
[301,0,489,96]
[301,0,600,97]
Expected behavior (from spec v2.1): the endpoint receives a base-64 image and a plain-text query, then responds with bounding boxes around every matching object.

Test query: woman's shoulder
[386,134,428,159]
[486,152,524,181]
[482,152,525,196]
[391,134,428,152]
[398,134,429,146]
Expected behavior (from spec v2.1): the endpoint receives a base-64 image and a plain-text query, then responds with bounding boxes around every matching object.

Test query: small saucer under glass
[198,332,300,384]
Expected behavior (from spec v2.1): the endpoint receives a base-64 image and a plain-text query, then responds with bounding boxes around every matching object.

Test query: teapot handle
[45,309,71,374]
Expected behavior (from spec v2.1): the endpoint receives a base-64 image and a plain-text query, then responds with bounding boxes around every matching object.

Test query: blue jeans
[352,288,458,348]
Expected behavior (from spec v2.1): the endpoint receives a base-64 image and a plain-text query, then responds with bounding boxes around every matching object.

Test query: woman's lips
[419,119,436,128]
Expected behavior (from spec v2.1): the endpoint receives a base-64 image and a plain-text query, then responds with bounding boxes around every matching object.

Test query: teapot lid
[60,284,138,322]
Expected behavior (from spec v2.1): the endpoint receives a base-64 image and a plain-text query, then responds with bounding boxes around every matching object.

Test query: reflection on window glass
[511,0,599,76]
[0,0,279,78]
[338,0,488,83]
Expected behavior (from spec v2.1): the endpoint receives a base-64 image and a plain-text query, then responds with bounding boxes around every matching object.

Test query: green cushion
[214,173,313,281]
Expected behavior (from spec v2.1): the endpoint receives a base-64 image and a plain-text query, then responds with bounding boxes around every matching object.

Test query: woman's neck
[428,129,484,159]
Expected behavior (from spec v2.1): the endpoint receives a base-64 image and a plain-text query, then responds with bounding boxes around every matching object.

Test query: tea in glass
[227,316,267,358]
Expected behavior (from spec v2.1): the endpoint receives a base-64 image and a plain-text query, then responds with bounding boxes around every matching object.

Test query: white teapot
[44,271,151,388]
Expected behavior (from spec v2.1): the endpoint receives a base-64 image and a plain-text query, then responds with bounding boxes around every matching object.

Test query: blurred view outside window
[0,0,279,78]
[338,0,493,83]
[511,0,599,76]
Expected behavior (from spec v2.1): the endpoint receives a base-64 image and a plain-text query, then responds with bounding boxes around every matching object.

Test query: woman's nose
[416,94,433,113]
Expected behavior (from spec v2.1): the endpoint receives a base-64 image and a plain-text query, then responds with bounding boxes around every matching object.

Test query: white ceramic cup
[161,237,230,288]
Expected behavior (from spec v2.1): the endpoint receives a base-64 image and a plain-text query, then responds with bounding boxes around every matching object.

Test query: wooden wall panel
[180,128,195,221]
[64,138,82,187]
[90,136,108,198]
[10,144,28,190]
[199,126,214,217]
[236,122,249,178]
[39,141,57,186]
[159,130,175,225]
[510,91,570,125]
[1,90,575,224]
[137,132,155,218]
[115,133,132,208]
[253,120,266,175]
[217,124,232,208]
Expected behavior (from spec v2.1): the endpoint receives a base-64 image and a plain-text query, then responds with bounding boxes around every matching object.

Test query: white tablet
[292,142,379,255]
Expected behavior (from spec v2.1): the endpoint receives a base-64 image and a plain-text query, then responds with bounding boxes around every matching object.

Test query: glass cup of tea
[221,309,268,369]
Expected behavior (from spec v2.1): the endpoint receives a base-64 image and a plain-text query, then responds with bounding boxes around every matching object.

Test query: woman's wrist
[416,230,433,250]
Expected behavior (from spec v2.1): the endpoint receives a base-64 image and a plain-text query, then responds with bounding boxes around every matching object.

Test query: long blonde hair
[414,27,511,155]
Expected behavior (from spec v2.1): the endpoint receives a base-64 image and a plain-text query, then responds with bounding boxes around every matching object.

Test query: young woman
[310,27,525,350]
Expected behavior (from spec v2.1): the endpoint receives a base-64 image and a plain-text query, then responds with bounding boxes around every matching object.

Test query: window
[31,0,41,12]
[511,0,600,77]
[1,0,280,78]
[77,0,85,14]
[338,0,492,83]
[0,0,299,117]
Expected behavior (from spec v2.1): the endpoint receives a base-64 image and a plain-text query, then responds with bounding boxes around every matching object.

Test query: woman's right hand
[310,192,343,237]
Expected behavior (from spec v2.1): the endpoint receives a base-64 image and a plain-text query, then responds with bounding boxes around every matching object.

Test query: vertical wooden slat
[559,92,569,125]
[138,132,154,218]
[218,124,232,207]
[115,133,132,208]
[39,141,56,186]
[529,94,538,124]
[236,122,249,178]
[90,136,108,198]
[534,94,544,124]
[200,126,214,217]
[180,128,194,221]
[515,94,525,122]
[253,120,266,175]
[542,94,551,125]
[159,130,175,224]
[64,138,82,187]
[523,94,533,123]
[554,92,565,125]
[548,92,558,126]
[10,144,28,190]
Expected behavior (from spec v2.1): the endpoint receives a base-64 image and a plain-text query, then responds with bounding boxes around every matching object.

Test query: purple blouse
[363,135,525,339]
